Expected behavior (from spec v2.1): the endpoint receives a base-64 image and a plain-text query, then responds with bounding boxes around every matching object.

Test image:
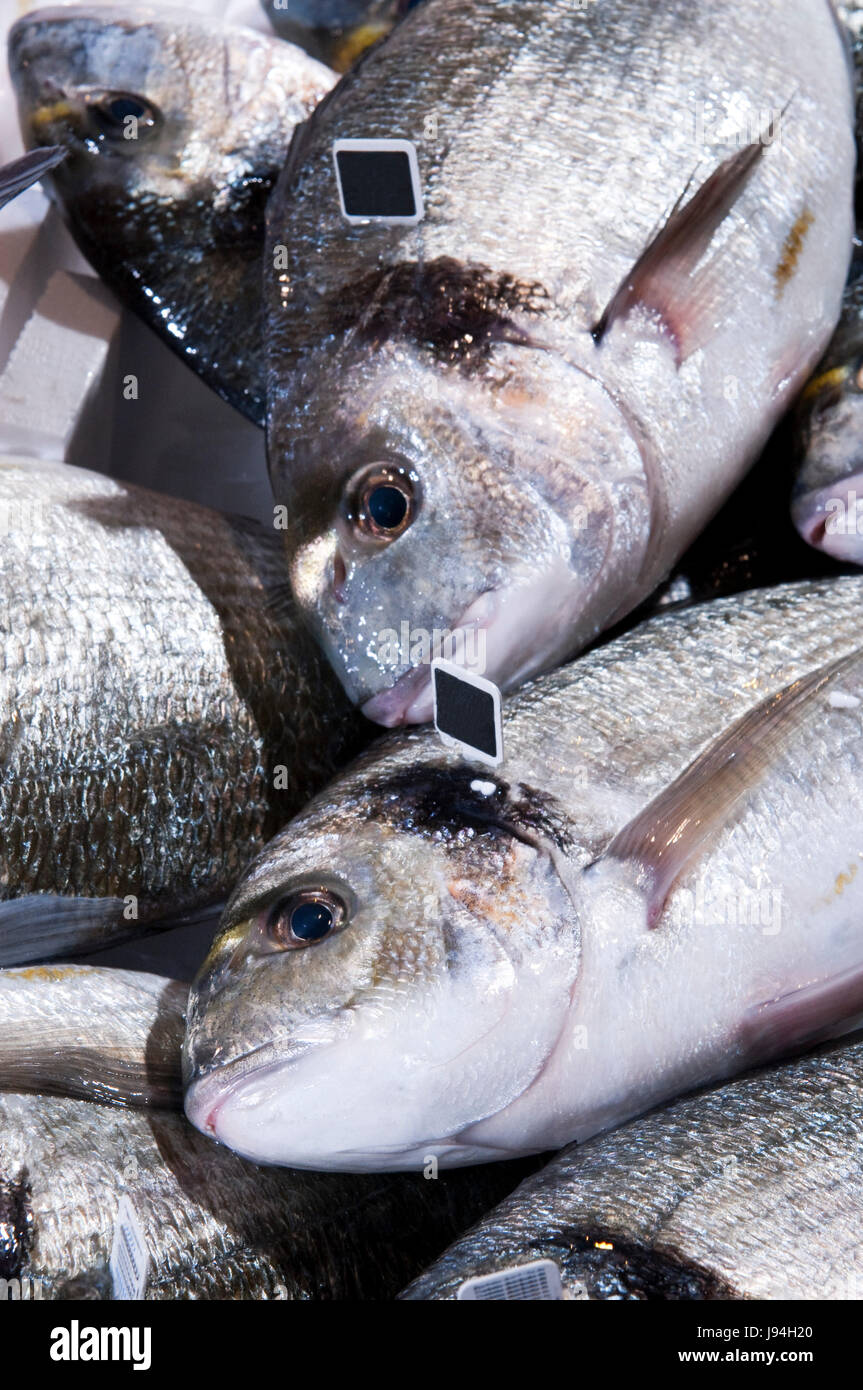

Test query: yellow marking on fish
[801,365,850,404]
[833,863,858,898]
[595,1241,614,1251]
[31,101,78,131]
[7,964,82,982]
[775,209,815,297]
[332,23,392,73]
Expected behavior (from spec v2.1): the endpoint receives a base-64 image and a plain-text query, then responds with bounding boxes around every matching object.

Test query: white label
[457,1259,564,1300]
[110,1196,150,1301]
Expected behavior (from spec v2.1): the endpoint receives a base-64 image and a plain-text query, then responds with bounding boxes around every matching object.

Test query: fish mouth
[361,560,578,727]
[792,470,863,561]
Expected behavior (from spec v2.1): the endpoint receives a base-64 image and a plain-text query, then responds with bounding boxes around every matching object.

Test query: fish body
[0,457,366,965]
[265,0,855,725]
[8,5,337,424]
[401,1034,863,1301]
[186,576,863,1170]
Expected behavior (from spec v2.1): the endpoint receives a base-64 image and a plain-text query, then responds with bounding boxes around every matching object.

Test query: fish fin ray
[742,964,863,1064]
[591,141,766,362]
[0,146,66,212]
[601,649,862,927]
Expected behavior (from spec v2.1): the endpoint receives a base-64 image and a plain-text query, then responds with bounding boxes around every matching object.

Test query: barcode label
[110,1195,150,1301]
[457,1259,564,1300]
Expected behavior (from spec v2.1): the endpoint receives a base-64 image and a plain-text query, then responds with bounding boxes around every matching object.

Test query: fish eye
[345,463,418,542]
[87,91,160,141]
[265,887,348,950]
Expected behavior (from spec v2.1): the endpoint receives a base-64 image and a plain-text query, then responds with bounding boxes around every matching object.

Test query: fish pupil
[290,900,334,941]
[367,484,408,530]
[107,98,145,122]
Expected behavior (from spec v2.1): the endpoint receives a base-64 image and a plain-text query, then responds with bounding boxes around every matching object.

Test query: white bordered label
[333,138,424,225]
[432,659,503,767]
[110,1195,150,1301]
[457,1259,564,1301]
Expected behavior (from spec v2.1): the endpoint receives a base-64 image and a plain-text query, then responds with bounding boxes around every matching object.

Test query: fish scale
[0,457,367,965]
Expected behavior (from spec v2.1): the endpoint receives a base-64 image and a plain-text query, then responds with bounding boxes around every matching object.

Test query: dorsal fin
[591,140,768,362]
[599,649,862,927]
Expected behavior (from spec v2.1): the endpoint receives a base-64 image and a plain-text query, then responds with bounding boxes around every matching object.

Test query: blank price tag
[457,1260,564,1300]
[110,1195,150,1301]
[432,660,503,767]
[333,139,424,224]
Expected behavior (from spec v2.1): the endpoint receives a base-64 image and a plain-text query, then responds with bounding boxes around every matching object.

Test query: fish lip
[185,1034,335,1137]
[360,589,501,727]
[792,471,863,557]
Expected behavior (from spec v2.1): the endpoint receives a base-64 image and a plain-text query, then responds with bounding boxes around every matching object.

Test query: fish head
[271,259,652,726]
[184,750,581,1170]
[793,356,863,565]
[8,5,332,249]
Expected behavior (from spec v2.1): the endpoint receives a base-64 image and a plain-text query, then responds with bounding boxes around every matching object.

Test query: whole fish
[0,965,532,1300]
[0,456,366,966]
[265,0,854,726]
[793,1,863,564]
[262,0,422,70]
[186,576,863,1171]
[0,966,186,1109]
[8,5,336,424]
[0,1091,529,1299]
[401,1033,863,1301]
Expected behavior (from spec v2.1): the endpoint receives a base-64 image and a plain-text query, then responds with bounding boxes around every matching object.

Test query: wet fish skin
[8,5,336,424]
[186,576,863,1171]
[266,0,854,725]
[0,1090,531,1299]
[0,457,367,966]
[0,966,186,1109]
[401,1033,863,1301]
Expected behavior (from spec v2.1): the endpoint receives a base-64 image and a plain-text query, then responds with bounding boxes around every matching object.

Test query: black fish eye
[265,887,347,950]
[345,463,418,541]
[87,91,160,140]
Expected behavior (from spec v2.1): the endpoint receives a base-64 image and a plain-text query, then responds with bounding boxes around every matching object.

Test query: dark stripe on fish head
[328,257,550,374]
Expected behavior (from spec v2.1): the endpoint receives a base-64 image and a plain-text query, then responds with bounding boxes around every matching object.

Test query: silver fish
[185,576,863,1171]
[8,5,336,424]
[265,0,854,725]
[0,965,186,1109]
[401,1033,863,1301]
[0,456,366,966]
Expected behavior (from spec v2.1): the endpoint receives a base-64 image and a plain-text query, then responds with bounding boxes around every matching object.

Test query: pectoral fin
[742,964,863,1064]
[0,146,66,211]
[599,650,861,927]
[592,140,767,363]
